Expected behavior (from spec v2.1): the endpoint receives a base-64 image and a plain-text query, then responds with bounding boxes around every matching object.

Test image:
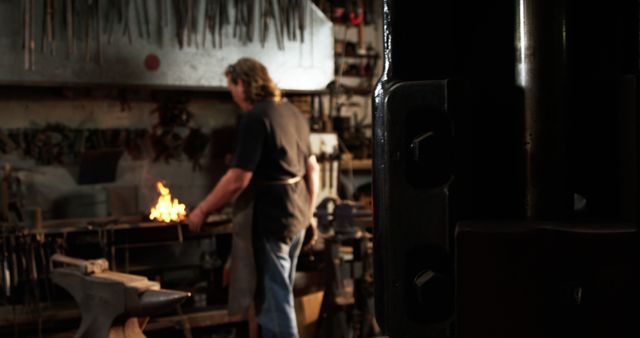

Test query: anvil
[50,254,190,338]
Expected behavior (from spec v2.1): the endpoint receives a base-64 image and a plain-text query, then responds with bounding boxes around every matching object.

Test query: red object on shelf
[144,54,161,71]
[349,10,364,25]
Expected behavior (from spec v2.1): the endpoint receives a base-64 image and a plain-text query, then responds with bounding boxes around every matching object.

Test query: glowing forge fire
[149,182,187,223]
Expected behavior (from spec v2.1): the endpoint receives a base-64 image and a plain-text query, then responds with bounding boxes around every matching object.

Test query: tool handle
[51,253,109,274]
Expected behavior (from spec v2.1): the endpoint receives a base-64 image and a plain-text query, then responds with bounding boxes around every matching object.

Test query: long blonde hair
[225,58,281,104]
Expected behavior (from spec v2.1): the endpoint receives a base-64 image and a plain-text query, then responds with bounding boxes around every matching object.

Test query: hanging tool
[158,0,165,46]
[106,0,117,44]
[259,0,283,49]
[43,0,55,55]
[2,230,11,298]
[172,0,184,48]
[133,0,144,38]
[271,0,284,49]
[42,237,57,300]
[289,0,297,41]
[214,0,220,47]
[207,0,217,48]
[24,0,30,70]
[50,0,56,55]
[103,0,111,33]
[211,0,219,48]
[219,0,228,48]
[279,0,289,41]
[142,0,151,39]
[224,0,230,46]
[10,235,18,298]
[259,0,266,47]
[10,233,22,299]
[74,0,82,52]
[162,0,168,27]
[186,0,193,47]
[122,0,133,44]
[116,0,123,23]
[66,0,74,56]
[41,0,47,53]
[2,252,9,299]
[97,0,103,65]
[245,0,255,43]
[51,0,58,55]
[24,0,36,70]
[245,0,256,43]
[26,238,40,305]
[299,0,306,43]
[35,237,51,304]
[193,0,200,49]
[30,0,36,69]
[204,0,216,48]
[18,236,29,289]
[202,0,208,47]
[237,0,245,43]
[233,0,240,40]
[85,0,92,63]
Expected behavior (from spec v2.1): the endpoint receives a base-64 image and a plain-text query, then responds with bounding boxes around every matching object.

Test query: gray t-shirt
[231,99,311,240]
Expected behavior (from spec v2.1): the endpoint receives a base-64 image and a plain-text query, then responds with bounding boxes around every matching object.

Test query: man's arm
[306,155,320,215]
[304,155,320,248]
[188,167,253,232]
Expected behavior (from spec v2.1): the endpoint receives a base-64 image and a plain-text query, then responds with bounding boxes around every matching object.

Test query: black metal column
[373,1,454,337]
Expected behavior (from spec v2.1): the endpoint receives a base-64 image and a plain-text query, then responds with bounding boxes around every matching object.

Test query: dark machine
[313,198,375,338]
[373,1,640,338]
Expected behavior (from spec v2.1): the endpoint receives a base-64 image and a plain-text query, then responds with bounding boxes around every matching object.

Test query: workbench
[0,212,259,337]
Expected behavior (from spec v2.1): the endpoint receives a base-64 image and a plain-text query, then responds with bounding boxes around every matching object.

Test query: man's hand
[302,221,318,251]
[187,206,206,232]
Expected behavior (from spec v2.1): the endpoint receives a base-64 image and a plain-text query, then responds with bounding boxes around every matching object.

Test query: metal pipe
[515,0,571,220]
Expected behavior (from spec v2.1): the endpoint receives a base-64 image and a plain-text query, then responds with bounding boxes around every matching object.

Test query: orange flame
[149,182,187,222]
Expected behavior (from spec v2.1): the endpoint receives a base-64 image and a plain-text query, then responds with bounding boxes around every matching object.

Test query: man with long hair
[188,57,320,338]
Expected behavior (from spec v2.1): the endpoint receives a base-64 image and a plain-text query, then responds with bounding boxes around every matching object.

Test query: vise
[50,254,190,338]
[315,198,373,236]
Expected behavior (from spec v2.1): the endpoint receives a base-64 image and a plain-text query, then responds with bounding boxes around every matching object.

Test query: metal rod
[515,0,570,219]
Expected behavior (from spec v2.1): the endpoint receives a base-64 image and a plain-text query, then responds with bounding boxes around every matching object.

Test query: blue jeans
[255,230,305,338]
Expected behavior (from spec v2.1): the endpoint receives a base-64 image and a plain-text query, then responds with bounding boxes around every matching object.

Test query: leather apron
[227,176,303,318]
[227,186,256,318]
